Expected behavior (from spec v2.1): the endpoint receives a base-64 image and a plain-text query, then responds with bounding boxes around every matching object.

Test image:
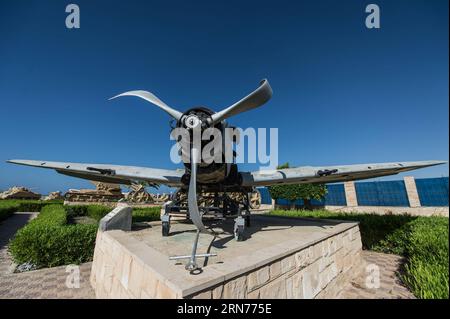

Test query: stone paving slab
[0,212,94,299]
[0,212,37,276]
[339,251,415,299]
[0,262,95,299]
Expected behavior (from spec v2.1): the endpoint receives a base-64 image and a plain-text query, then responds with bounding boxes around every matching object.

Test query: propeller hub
[184,115,201,129]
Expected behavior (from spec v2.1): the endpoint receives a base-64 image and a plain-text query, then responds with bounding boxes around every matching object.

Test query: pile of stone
[0,186,41,200]
[44,191,64,201]
[64,182,124,202]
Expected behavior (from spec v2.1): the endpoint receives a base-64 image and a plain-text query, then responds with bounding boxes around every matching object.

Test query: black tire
[162,222,170,236]
[234,225,244,241]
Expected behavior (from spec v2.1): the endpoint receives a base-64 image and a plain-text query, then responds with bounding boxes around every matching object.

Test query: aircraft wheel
[162,221,170,236]
[234,225,244,241]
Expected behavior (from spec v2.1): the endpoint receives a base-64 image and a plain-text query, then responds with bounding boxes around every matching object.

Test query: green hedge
[132,207,161,223]
[8,203,162,269]
[9,204,97,268]
[64,205,160,222]
[0,200,64,222]
[64,205,111,221]
[267,209,449,299]
[267,209,416,250]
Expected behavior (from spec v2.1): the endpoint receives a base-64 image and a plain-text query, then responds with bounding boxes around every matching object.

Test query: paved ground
[0,213,414,299]
[0,212,94,299]
[340,251,415,299]
[0,212,37,275]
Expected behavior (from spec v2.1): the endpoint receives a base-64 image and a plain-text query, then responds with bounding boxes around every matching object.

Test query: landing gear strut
[163,183,255,272]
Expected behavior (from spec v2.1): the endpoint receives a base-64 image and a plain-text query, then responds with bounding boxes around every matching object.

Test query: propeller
[210,79,272,124]
[187,145,208,233]
[109,79,272,271]
[185,128,212,271]
[110,79,272,125]
[109,90,183,120]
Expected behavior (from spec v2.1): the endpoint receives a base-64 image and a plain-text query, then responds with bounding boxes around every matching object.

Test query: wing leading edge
[241,160,446,187]
[7,160,184,187]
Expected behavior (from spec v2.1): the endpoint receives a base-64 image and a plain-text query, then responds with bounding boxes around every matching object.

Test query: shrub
[9,204,98,268]
[86,205,111,221]
[379,216,449,299]
[31,204,67,226]
[267,209,449,299]
[64,205,88,218]
[0,200,63,222]
[8,203,162,269]
[0,202,19,221]
[132,207,161,223]
[267,209,416,249]
[9,223,97,267]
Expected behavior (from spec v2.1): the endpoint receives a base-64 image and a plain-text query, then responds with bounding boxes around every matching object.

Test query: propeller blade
[187,147,207,233]
[109,90,183,120]
[210,79,272,124]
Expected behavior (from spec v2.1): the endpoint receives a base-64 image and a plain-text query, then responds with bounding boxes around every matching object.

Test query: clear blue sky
[0,0,448,194]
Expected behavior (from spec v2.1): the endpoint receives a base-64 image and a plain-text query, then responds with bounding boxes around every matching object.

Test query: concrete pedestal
[90,215,364,299]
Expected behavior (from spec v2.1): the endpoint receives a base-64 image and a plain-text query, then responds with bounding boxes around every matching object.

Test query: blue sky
[0,0,448,194]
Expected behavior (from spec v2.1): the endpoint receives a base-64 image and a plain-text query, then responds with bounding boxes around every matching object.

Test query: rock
[44,191,64,201]
[0,186,41,200]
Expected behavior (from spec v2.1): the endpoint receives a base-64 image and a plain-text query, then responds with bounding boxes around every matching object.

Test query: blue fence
[257,187,272,205]
[323,184,347,206]
[416,177,449,207]
[264,177,449,207]
[355,180,410,207]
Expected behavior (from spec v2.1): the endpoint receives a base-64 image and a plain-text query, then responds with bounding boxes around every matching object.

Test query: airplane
[7,79,446,271]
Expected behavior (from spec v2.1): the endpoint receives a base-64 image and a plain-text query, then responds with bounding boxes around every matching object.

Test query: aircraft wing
[240,160,446,187]
[7,159,184,187]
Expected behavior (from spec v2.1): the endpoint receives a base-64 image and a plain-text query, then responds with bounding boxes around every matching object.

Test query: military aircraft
[7,79,445,271]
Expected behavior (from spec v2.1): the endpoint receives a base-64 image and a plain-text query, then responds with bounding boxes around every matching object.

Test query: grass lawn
[267,209,449,299]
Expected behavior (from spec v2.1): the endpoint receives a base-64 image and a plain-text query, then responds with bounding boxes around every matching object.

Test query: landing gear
[234,214,246,241]
[162,221,170,236]
[161,213,170,237]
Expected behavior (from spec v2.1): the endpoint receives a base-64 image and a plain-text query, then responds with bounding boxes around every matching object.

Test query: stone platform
[90,215,364,299]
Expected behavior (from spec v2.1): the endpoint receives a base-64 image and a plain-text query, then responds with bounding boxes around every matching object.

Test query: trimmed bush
[9,223,97,267]
[267,209,416,250]
[132,207,161,223]
[64,205,88,218]
[267,209,449,299]
[86,205,111,221]
[9,204,97,268]
[8,203,162,269]
[0,202,18,222]
[0,200,63,222]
